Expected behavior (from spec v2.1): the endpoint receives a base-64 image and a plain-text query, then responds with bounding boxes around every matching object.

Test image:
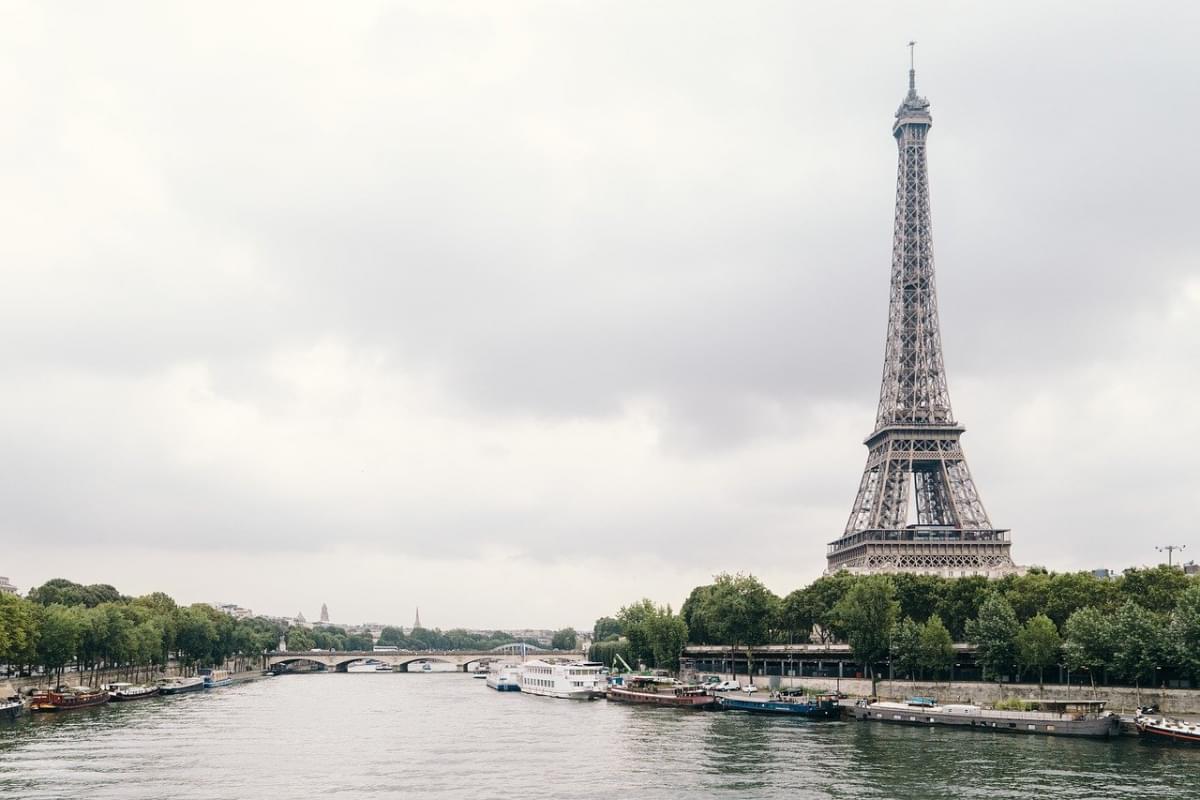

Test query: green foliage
[695,573,777,649]
[918,615,955,679]
[617,600,688,670]
[1016,614,1061,688]
[1118,566,1191,615]
[992,697,1035,711]
[890,617,922,680]
[551,628,578,650]
[1062,606,1116,689]
[832,575,898,691]
[966,593,1020,682]
[1111,601,1167,687]
[588,638,633,670]
[935,576,991,640]
[27,578,126,608]
[679,585,714,644]
[0,593,38,667]
[1171,582,1200,681]
[592,616,621,642]
[892,574,944,626]
[798,572,856,643]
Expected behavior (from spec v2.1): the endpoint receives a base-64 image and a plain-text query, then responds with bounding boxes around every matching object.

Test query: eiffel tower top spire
[896,43,932,130]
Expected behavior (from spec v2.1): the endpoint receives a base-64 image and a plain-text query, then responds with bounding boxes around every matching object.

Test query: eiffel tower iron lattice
[826,61,1015,577]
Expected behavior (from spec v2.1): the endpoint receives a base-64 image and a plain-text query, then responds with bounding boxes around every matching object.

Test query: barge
[718,691,839,718]
[606,676,716,709]
[1135,711,1200,745]
[30,686,110,712]
[851,698,1119,738]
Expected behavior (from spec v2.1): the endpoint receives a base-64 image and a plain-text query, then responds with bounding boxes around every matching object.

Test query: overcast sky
[2,2,1197,629]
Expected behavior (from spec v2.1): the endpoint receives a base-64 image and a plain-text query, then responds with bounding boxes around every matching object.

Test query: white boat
[851,698,1119,738]
[518,660,605,700]
[485,665,521,692]
[347,662,392,673]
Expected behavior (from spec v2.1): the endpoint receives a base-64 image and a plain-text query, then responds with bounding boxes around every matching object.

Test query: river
[1,674,1197,799]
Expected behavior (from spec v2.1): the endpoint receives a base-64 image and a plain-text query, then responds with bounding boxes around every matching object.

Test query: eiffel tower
[826,53,1015,577]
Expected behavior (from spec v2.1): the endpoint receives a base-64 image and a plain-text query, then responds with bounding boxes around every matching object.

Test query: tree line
[1,578,285,684]
[587,567,1200,691]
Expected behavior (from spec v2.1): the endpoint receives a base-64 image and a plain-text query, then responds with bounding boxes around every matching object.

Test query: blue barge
[716,693,840,718]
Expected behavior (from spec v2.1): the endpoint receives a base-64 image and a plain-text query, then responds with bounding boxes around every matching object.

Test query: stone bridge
[267,648,586,673]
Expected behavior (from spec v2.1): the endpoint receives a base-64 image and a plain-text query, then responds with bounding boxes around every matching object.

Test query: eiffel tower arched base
[825,532,1019,579]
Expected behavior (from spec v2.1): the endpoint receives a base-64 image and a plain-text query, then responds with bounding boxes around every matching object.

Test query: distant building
[320,603,330,624]
[1091,569,1117,580]
[413,607,422,630]
[1184,561,1199,576]
[210,602,254,618]
[0,576,17,595]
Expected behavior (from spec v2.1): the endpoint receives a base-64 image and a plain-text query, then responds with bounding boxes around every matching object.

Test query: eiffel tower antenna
[826,55,1016,577]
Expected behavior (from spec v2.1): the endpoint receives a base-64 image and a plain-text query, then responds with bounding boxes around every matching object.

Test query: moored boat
[486,665,521,692]
[607,675,716,709]
[107,682,160,701]
[717,690,839,718]
[200,669,233,689]
[30,686,110,712]
[1135,711,1200,745]
[1,683,21,721]
[157,676,206,695]
[519,660,605,700]
[851,697,1119,738]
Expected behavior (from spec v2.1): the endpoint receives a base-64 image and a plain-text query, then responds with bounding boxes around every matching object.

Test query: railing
[828,528,1011,554]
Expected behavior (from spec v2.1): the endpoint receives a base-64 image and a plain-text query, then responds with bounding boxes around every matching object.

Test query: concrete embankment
[714,674,1200,715]
[9,665,269,695]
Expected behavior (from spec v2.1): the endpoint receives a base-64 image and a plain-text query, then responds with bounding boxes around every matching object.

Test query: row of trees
[590,567,1199,691]
[2,579,285,684]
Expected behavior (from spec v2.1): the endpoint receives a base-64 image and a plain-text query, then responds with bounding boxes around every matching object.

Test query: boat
[485,665,522,692]
[1135,710,1200,744]
[606,675,716,709]
[420,663,432,672]
[1,683,21,721]
[717,690,839,718]
[29,686,110,712]
[200,669,233,689]
[519,660,605,700]
[472,672,487,679]
[347,662,393,673]
[157,676,206,695]
[851,697,1119,738]
[107,682,160,701]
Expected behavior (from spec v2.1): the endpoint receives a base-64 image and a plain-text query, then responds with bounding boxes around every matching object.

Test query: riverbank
[7,666,270,697]
[715,673,1200,715]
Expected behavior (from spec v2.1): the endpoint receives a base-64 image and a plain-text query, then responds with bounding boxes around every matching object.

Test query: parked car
[710,680,741,691]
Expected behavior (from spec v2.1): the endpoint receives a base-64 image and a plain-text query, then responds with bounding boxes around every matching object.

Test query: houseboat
[519,660,605,700]
[1135,711,1200,745]
[200,669,233,689]
[107,682,160,701]
[851,697,1119,738]
[717,690,839,718]
[606,675,716,709]
[30,686,110,712]
[157,676,206,695]
[486,665,522,692]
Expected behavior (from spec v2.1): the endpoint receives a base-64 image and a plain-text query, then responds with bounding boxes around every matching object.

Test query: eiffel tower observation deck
[827,55,1016,578]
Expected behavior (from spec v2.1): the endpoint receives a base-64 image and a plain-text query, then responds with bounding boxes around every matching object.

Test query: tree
[799,572,857,644]
[680,585,714,644]
[892,574,945,626]
[966,593,1020,684]
[890,617,922,682]
[376,626,406,647]
[1016,613,1061,690]
[935,576,991,640]
[551,628,578,650]
[0,593,38,670]
[1044,572,1119,629]
[645,612,688,672]
[1171,582,1200,682]
[918,615,955,681]
[36,604,83,684]
[1062,606,1116,694]
[1111,601,1166,690]
[695,573,778,681]
[1119,566,1191,615]
[832,575,898,696]
[285,626,315,652]
[616,601,688,671]
[592,617,621,642]
[778,588,816,645]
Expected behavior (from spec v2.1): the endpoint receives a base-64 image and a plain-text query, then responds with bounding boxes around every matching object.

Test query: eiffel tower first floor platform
[826,527,1019,578]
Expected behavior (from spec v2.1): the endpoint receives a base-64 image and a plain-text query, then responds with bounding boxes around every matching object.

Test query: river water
[1,674,1197,799]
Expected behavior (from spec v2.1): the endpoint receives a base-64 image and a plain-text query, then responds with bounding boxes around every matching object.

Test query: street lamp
[1156,544,1187,567]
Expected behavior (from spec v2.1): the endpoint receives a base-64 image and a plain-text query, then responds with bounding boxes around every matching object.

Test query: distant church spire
[320,603,329,624]
[413,607,422,629]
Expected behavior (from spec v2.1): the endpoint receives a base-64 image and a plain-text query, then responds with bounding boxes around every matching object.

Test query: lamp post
[1156,544,1187,567]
